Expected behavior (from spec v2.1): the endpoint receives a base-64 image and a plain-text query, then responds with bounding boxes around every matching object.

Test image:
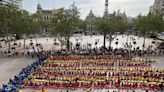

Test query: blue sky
[22,0,154,19]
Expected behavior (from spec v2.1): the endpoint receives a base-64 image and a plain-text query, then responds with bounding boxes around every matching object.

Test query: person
[87,88,93,92]
[18,88,23,92]
[19,42,21,47]
[41,88,47,92]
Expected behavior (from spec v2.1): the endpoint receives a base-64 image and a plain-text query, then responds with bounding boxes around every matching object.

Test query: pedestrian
[41,88,47,92]
[18,88,23,92]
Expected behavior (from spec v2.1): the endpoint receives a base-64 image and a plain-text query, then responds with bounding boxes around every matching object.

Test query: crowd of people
[19,55,164,91]
[0,36,164,92]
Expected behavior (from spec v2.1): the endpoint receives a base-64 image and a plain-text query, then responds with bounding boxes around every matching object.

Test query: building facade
[116,11,127,20]
[150,0,164,14]
[36,3,56,34]
[85,0,109,35]
[37,3,54,22]
[86,10,95,34]
[0,0,22,9]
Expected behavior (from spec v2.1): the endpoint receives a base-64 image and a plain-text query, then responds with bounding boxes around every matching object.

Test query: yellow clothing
[18,89,23,92]
[42,89,47,92]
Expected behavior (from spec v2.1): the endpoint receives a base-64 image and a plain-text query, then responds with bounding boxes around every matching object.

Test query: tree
[94,13,127,48]
[33,13,50,35]
[50,8,64,36]
[0,5,41,50]
[94,17,111,48]
[134,15,151,50]
[51,3,80,50]
[149,14,164,33]
[109,13,128,47]
[0,7,6,37]
[77,19,87,32]
[8,9,40,49]
[134,13,164,50]
[0,5,20,50]
[21,11,40,49]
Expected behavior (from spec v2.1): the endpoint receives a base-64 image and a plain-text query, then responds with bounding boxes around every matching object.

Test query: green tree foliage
[0,5,22,49]
[0,5,40,49]
[77,19,87,31]
[94,17,110,48]
[134,13,164,49]
[149,14,164,33]
[94,13,128,48]
[32,13,50,35]
[51,3,80,50]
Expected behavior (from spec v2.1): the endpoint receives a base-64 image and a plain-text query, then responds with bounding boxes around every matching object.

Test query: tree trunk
[23,38,26,49]
[126,34,129,44]
[143,34,146,50]
[109,35,112,48]
[7,35,11,51]
[9,40,10,51]
[6,27,10,51]
[35,35,38,45]
[67,38,70,50]
[103,34,106,48]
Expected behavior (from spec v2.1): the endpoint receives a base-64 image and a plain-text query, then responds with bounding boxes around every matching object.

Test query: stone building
[150,0,164,14]
[36,3,54,21]
[0,0,22,9]
[36,3,56,34]
[86,10,95,34]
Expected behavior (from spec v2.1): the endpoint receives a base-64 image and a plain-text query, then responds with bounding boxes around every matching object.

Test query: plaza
[0,35,164,92]
[0,55,164,92]
[0,0,164,92]
[0,34,162,52]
